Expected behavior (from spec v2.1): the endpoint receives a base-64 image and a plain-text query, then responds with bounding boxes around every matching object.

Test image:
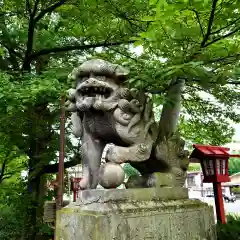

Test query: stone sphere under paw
[98,163,125,189]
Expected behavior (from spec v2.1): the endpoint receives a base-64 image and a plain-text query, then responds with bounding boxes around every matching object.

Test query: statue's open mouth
[78,86,112,99]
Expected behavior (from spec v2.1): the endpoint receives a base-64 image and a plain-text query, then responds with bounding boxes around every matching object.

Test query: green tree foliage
[217,214,240,240]
[0,179,29,240]
[0,134,27,185]
[130,0,240,145]
[0,1,145,239]
[232,186,240,193]
[229,157,240,175]
[187,163,201,172]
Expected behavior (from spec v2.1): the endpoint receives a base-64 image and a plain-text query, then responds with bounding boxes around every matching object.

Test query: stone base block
[56,188,216,240]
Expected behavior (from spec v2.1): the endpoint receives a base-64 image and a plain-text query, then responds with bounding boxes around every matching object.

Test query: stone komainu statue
[66,59,189,189]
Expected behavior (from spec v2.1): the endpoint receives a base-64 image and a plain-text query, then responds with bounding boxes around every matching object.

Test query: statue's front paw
[106,148,125,164]
[104,144,125,164]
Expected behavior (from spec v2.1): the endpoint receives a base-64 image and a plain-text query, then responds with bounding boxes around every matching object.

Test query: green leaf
[149,0,158,5]
[0,48,4,57]
[133,40,143,47]
[6,106,13,113]
[142,16,155,21]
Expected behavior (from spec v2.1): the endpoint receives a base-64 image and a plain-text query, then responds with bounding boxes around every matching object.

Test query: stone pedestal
[56,188,216,240]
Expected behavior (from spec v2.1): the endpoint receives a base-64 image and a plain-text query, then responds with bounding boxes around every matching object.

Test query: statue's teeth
[94,87,97,91]
[86,87,88,91]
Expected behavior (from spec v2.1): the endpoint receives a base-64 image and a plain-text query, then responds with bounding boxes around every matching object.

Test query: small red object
[70,177,82,202]
[190,144,235,224]
[190,144,230,183]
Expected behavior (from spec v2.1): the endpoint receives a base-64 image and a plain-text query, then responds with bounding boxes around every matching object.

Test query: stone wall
[56,188,216,240]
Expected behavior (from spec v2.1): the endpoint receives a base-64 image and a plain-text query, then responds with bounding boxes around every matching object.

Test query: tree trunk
[24,175,41,240]
[22,105,55,240]
[157,78,185,141]
[22,175,49,240]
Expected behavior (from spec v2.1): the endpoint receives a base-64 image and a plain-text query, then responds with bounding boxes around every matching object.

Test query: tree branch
[210,17,240,35]
[42,155,81,175]
[35,0,67,23]
[2,170,21,178]
[109,47,138,62]
[26,0,32,16]
[1,169,24,182]
[23,15,36,71]
[23,0,67,71]
[201,0,218,47]
[1,175,13,181]
[0,11,22,17]
[105,0,145,32]
[0,159,7,183]
[190,8,204,37]
[32,0,40,16]
[28,153,81,179]
[148,78,240,95]
[2,44,21,70]
[206,53,240,64]
[204,26,240,47]
[0,18,23,67]
[25,40,135,62]
[2,43,23,59]
[0,156,21,183]
[187,77,240,85]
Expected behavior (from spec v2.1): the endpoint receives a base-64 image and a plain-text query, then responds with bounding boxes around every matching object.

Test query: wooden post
[56,96,65,210]
[54,96,66,240]
[213,182,226,224]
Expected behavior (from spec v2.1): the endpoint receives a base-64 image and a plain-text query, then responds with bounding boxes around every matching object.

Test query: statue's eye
[76,73,89,82]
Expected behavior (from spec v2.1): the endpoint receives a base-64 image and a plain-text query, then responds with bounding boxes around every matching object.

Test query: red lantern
[70,177,82,202]
[190,145,230,183]
[190,144,231,224]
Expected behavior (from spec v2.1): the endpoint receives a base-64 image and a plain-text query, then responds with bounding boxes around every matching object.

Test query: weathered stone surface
[66,59,189,190]
[76,187,188,205]
[56,188,216,240]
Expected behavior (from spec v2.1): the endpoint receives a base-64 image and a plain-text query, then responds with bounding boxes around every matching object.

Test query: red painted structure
[190,144,233,224]
[57,96,65,210]
[70,177,82,202]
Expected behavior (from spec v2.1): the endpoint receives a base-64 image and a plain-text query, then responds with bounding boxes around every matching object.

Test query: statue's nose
[87,78,97,84]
